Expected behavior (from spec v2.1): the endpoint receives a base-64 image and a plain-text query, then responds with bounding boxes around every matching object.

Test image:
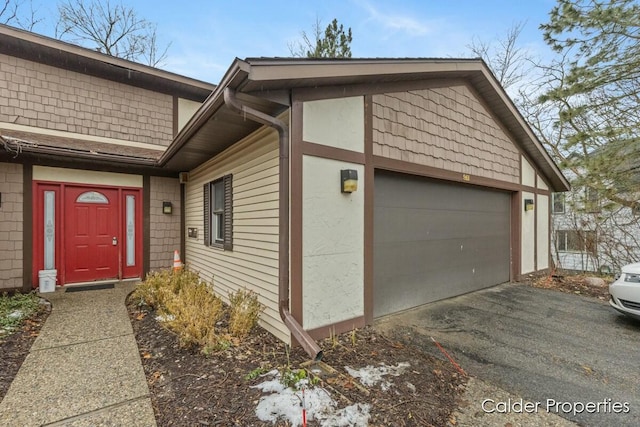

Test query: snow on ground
[154,313,175,322]
[252,369,370,427]
[252,362,411,426]
[345,362,411,391]
[8,309,24,320]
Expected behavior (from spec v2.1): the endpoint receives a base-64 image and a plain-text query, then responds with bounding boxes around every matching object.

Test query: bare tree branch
[55,0,169,66]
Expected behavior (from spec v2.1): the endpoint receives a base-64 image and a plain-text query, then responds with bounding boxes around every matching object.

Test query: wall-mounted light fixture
[162,201,173,214]
[524,198,535,211]
[340,169,358,193]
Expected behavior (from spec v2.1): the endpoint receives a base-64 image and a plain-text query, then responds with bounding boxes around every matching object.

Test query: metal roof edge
[473,63,570,192]
[0,23,215,95]
[157,59,251,167]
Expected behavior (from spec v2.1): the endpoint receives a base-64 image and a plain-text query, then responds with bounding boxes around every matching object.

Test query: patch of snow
[345,362,411,391]
[252,370,370,427]
[155,313,175,322]
[320,403,371,427]
[8,310,23,320]
[406,382,416,393]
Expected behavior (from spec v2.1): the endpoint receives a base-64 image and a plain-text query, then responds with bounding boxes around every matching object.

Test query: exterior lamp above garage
[162,201,173,214]
[341,169,358,193]
[524,198,535,211]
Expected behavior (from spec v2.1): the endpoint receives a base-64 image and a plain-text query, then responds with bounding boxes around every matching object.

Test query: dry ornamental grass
[131,268,263,353]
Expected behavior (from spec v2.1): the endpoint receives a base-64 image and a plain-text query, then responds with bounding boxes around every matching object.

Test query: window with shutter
[203,174,233,250]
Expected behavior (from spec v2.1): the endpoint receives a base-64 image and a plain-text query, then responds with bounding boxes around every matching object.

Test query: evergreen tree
[539,0,640,208]
[307,18,352,58]
[290,18,353,58]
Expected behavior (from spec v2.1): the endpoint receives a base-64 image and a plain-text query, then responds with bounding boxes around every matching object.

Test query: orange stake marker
[431,336,467,377]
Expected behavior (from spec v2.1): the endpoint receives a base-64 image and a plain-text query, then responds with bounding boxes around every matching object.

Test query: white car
[610,262,640,320]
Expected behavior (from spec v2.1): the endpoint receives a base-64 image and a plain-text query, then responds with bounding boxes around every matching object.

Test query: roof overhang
[161,58,569,192]
[0,24,215,100]
[0,128,163,168]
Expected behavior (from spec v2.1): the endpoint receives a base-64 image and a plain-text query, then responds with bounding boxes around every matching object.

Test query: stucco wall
[522,156,536,187]
[372,85,520,183]
[302,96,364,152]
[537,174,549,190]
[0,53,173,146]
[302,156,365,330]
[185,126,287,343]
[0,162,23,290]
[537,194,550,270]
[149,176,181,271]
[521,191,536,274]
[301,96,365,331]
[178,98,202,133]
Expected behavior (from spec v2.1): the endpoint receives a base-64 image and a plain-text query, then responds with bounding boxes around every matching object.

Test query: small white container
[38,269,57,293]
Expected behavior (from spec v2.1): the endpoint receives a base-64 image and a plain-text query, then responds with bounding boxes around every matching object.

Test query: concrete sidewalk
[0,282,156,426]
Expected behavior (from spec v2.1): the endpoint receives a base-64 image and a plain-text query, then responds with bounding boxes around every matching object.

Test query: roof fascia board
[246,59,484,81]
[157,59,251,167]
[474,67,570,191]
[0,24,215,95]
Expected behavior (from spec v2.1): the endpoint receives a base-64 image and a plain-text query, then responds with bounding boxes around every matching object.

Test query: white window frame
[552,192,565,214]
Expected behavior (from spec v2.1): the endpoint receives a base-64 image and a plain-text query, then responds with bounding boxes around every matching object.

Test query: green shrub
[0,292,41,338]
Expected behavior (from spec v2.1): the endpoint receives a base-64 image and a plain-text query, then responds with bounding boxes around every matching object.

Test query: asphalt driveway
[376,282,640,427]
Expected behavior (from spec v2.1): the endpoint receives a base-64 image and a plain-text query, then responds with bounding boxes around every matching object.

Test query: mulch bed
[127,299,466,426]
[0,301,51,402]
[524,271,611,301]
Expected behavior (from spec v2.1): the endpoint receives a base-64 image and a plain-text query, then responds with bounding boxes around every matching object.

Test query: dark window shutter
[203,183,210,246]
[223,174,233,251]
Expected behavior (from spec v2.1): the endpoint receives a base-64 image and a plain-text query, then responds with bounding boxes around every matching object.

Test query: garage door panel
[374,172,511,317]
[377,208,508,243]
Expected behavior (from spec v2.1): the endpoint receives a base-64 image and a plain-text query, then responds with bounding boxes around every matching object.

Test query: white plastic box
[38,269,57,293]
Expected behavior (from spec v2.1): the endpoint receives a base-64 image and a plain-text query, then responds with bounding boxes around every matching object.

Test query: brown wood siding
[0,162,24,290]
[184,126,288,343]
[0,53,173,146]
[149,176,181,270]
[372,84,520,184]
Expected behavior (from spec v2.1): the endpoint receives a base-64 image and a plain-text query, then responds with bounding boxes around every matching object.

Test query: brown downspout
[223,88,323,361]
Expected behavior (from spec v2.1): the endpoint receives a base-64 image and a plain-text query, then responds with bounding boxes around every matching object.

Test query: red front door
[64,187,119,283]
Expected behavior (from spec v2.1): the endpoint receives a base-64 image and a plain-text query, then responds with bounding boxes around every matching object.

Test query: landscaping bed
[525,270,611,300]
[128,304,466,426]
[126,269,466,426]
[0,293,50,402]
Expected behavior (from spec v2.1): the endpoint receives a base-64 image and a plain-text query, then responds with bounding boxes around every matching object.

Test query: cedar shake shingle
[373,84,520,184]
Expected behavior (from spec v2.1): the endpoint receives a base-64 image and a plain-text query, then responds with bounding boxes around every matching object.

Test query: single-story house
[0,24,569,359]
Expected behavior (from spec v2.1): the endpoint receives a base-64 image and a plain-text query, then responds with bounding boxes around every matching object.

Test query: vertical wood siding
[372,84,520,184]
[184,126,288,343]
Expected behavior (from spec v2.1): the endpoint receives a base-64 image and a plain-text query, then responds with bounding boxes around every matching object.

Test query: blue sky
[25,0,559,84]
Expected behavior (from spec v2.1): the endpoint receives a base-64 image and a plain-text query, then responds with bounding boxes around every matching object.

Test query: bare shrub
[133,269,224,349]
[163,280,224,348]
[228,289,264,340]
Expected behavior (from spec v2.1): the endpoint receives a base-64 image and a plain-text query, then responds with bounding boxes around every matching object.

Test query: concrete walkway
[0,282,156,426]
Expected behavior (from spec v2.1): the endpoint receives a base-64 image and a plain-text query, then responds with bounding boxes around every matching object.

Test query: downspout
[223,88,323,361]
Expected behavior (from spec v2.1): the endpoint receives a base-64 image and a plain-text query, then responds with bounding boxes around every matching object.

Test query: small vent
[179,172,189,184]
